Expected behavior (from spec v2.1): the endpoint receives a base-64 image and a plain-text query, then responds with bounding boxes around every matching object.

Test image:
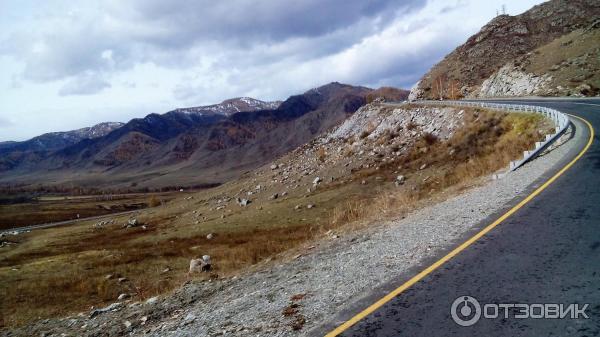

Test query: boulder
[117,293,130,300]
[124,218,139,228]
[145,296,158,305]
[189,255,212,273]
[236,198,251,206]
[89,302,123,318]
[189,258,203,273]
[396,175,406,185]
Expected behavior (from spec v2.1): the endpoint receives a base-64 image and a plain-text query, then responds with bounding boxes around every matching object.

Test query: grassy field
[0,108,551,327]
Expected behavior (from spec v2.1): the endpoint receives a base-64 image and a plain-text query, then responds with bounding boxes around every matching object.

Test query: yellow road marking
[325,114,594,336]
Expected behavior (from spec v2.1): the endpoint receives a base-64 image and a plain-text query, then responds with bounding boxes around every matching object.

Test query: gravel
[140,125,578,336]
[4,122,580,337]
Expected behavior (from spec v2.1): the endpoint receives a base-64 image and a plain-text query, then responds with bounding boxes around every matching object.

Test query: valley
[0,190,191,231]
[1,0,598,335]
[0,102,551,329]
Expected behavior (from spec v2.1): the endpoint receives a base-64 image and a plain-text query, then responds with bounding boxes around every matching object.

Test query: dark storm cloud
[1,0,427,83]
[358,36,461,89]
[113,0,425,47]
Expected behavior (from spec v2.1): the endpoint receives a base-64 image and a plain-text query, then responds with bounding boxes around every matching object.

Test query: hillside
[0,101,557,333]
[409,0,600,100]
[0,122,124,171]
[0,83,375,191]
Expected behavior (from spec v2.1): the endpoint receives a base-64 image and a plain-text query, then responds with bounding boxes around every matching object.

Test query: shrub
[422,132,438,145]
[148,195,161,207]
[316,147,327,163]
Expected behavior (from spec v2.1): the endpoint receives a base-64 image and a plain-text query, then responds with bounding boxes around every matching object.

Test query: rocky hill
[409,0,600,99]
[0,83,379,191]
[0,99,559,336]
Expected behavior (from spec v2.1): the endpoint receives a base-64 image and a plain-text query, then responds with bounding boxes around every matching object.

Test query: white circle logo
[451,296,481,326]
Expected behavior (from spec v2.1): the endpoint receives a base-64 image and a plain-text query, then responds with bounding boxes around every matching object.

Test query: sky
[0,0,545,142]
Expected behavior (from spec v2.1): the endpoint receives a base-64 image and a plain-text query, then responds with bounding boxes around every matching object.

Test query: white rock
[478,63,551,97]
[145,296,158,305]
[236,198,251,206]
[117,293,130,300]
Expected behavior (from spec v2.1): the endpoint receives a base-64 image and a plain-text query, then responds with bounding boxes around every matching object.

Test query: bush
[316,147,327,163]
[422,132,439,145]
[148,195,161,207]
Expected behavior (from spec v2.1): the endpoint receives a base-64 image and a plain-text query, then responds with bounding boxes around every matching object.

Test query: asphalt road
[327,98,600,336]
[0,209,139,234]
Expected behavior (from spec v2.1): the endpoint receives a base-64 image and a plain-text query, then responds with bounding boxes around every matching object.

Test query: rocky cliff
[409,0,600,100]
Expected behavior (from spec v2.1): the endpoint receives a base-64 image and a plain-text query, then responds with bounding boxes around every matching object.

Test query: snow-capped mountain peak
[172,97,281,116]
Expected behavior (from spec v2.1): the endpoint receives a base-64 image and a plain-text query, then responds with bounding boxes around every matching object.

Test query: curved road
[0,209,140,234]
[321,98,600,336]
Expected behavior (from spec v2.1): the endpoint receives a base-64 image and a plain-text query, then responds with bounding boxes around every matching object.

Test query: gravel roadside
[139,122,581,336]
[3,119,582,337]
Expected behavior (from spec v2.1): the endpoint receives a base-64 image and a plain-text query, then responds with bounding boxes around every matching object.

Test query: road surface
[322,98,600,336]
[0,209,140,234]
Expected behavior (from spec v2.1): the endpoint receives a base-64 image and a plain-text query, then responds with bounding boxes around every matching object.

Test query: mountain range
[0,83,408,191]
[7,0,596,192]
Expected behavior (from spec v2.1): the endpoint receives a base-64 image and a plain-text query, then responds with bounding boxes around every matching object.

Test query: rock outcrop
[477,63,552,97]
[410,0,600,99]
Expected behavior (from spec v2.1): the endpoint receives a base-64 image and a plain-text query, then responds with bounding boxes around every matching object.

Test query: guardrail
[410,100,571,171]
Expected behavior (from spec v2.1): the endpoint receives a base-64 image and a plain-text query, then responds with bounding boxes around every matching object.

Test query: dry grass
[0,108,550,328]
[359,121,378,139]
[327,108,550,233]
[0,224,315,327]
[316,147,327,163]
[0,191,182,230]
[148,195,162,207]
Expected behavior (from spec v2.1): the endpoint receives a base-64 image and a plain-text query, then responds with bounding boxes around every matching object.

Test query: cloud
[168,3,466,104]
[0,0,427,84]
[439,0,468,14]
[108,0,421,45]
[0,0,547,141]
[58,72,111,96]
